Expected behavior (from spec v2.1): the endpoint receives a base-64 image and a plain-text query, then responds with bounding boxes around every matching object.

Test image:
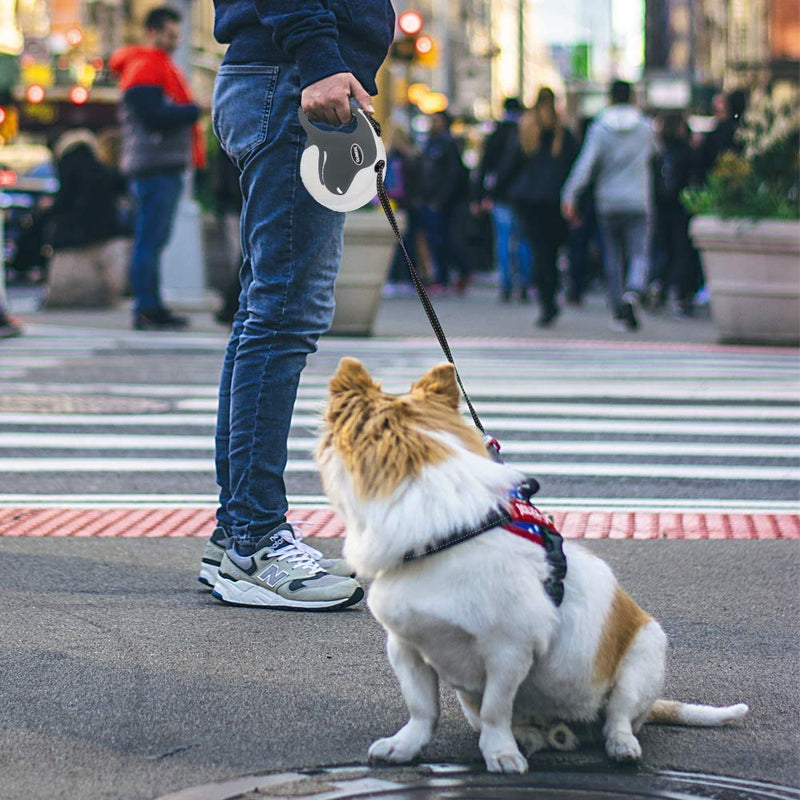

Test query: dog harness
[402,480,567,606]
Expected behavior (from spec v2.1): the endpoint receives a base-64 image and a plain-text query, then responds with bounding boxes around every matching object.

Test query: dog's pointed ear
[412,363,459,409]
[330,357,374,394]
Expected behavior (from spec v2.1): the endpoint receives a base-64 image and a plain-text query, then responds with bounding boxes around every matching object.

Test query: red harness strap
[502,498,554,547]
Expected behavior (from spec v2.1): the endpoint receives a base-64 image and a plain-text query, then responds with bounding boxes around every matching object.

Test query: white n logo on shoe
[257,563,289,587]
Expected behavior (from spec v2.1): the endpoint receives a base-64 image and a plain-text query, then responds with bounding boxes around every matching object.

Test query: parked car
[0,142,59,284]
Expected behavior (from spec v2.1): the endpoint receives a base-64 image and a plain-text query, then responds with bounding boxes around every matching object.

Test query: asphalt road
[1,283,798,798]
[0,537,797,800]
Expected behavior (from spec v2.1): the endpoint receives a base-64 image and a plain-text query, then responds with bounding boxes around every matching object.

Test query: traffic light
[69,85,89,105]
[392,10,424,62]
[414,34,438,67]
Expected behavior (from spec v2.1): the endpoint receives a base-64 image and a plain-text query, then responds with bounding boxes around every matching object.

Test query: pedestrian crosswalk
[0,328,798,521]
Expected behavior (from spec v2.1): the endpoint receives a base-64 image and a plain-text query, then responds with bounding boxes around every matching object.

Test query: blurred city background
[0,0,796,326]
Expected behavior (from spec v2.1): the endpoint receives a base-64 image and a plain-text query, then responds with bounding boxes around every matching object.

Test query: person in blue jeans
[476,97,533,303]
[110,6,204,331]
[197,1,395,610]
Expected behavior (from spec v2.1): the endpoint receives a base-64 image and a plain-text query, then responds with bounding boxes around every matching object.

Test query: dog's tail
[647,699,749,727]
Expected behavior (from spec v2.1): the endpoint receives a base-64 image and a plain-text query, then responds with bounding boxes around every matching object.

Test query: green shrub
[682,97,799,220]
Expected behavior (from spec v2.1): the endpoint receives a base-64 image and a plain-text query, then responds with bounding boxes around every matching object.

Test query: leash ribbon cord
[372,152,486,436]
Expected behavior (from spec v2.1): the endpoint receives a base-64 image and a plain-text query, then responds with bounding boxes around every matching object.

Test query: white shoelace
[291,523,325,560]
[271,528,324,574]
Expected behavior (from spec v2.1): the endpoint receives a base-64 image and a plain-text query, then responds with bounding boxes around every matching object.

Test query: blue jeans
[491,203,532,292]
[598,212,651,311]
[212,64,345,545]
[418,205,453,286]
[129,172,183,315]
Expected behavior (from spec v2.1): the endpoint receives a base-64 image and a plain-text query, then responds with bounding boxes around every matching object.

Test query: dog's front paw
[368,735,420,764]
[605,731,642,762]
[483,748,528,774]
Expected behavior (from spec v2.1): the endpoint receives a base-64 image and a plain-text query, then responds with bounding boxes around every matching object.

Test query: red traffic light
[69,85,89,105]
[25,84,45,104]
[415,34,434,55]
[0,106,6,126]
[398,9,423,36]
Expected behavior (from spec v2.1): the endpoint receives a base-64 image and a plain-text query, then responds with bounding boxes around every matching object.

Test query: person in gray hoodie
[562,80,656,331]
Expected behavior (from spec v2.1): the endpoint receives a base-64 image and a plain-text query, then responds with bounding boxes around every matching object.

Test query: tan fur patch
[646,699,683,724]
[319,359,488,499]
[593,587,652,686]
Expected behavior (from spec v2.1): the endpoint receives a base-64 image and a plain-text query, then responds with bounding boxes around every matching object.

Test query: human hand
[301,72,374,126]
[561,200,575,222]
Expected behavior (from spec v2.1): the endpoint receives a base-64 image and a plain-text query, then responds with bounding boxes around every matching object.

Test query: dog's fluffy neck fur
[323,430,525,579]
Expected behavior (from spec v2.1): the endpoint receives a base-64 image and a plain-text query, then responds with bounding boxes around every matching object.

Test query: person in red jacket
[110,6,205,330]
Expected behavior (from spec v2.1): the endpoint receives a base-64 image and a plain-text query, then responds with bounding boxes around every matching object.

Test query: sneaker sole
[198,561,219,589]
[211,576,364,610]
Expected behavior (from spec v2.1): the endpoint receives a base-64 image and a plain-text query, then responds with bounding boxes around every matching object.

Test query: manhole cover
[0,394,171,413]
[157,764,800,800]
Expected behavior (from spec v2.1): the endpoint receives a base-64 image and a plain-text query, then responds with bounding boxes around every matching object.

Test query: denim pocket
[212,65,280,163]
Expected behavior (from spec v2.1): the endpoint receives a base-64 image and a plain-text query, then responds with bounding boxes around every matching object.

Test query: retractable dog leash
[298,101,501,460]
[299,103,566,599]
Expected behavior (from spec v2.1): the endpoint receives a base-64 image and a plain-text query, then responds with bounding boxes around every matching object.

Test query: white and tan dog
[316,357,748,774]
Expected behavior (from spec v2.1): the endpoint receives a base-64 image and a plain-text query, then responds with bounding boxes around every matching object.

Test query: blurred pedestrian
[696,89,747,183]
[562,80,656,331]
[650,112,698,316]
[197,0,394,609]
[496,87,577,326]
[110,5,205,331]
[477,97,533,303]
[419,110,470,293]
[383,126,424,295]
[565,116,603,306]
[44,129,129,308]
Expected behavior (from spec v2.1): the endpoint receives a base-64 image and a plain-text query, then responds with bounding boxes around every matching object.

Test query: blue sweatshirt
[213,1,396,96]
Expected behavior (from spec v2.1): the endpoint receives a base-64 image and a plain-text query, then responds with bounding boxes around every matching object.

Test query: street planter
[329,209,401,336]
[690,215,800,346]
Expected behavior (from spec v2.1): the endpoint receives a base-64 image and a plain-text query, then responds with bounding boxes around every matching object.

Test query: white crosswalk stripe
[0,329,798,512]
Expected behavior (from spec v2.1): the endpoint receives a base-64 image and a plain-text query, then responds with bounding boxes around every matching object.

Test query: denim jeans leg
[623,212,651,296]
[599,213,625,312]
[129,173,183,315]
[492,204,513,292]
[420,206,450,286]
[512,211,533,289]
[212,64,344,546]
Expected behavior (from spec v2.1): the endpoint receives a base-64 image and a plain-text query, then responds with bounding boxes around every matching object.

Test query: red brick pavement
[0,507,797,540]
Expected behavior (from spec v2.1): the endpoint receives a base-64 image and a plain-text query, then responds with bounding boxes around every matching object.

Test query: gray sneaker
[198,524,354,589]
[198,525,233,588]
[212,524,363,610]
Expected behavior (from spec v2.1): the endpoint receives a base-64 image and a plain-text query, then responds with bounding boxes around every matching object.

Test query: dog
[316,357,748,774]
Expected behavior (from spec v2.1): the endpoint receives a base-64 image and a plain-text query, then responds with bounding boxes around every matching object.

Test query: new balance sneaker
[198,523,354,589]
[212,524,363,610]
[198,525,233,588]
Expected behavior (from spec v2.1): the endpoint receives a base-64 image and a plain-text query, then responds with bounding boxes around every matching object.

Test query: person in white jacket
[562,80,656,331]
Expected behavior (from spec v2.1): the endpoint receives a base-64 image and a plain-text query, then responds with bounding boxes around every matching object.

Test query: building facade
[645,0,799,109]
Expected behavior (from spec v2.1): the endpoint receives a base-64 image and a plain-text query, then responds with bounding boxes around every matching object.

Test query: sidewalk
[7,277,721,345]
[0,536,796,800]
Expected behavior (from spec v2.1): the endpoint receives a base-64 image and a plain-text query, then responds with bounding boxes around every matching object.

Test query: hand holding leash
[301,71,374,126]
